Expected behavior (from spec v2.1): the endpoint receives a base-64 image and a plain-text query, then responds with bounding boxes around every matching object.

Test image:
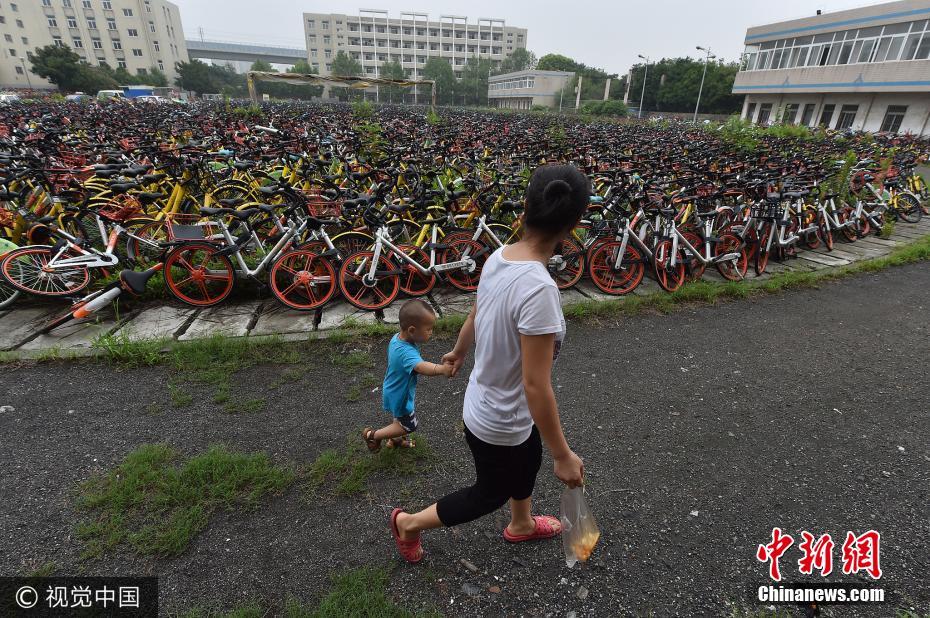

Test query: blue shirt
[382,334,423,417]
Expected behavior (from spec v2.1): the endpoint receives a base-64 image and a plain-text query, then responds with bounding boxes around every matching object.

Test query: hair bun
[543,179,571,200]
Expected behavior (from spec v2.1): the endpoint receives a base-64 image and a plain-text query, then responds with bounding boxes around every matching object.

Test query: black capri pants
[436,424,542,527]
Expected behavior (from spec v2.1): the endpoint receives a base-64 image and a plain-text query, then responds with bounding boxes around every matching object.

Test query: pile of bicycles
[0,100,927,331]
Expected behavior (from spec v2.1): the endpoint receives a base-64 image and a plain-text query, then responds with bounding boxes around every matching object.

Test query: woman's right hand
[441,349,466,377]
[553,450,584,488]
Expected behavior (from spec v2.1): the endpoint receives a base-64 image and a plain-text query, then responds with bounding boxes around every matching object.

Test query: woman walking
[390,164,590,562]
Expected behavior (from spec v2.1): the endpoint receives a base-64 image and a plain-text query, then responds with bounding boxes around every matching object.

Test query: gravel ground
[0,263,928,617]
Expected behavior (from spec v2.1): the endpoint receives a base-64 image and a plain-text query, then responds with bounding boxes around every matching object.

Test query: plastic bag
[560,486,600,567]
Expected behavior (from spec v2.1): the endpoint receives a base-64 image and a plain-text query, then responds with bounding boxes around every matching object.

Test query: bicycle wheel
[443,238,488,292]
[801,207,821,249]
[163,243,235,307]
[839,206,858,242]
[853,211,871,238]
[269,249,336,311]
[754,225,771,276]
[0,245,91,297]
[587,240,644,295]
[331,231,373,256]
[549,237,585,290]
[715,233,748,281]
[125,218,166,266]
[653,239,686,292]
[818,213,834,251]
[896,193,922,223]
[338,250,399,311]
[0,279,19,309]
[395,244,436,297]
[681,232,706,281]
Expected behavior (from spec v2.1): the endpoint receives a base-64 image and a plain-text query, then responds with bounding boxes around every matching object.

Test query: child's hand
[440,362,455,378]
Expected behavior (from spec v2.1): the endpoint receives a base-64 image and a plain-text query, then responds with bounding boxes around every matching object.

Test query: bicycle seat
[96,169,120,178]
[119,268,159,295]
[218,198,245,207]
[232,161,254,171]
[137,192,167,205]
[305,216,339,230]
[199,207,235,217]
[258,186,281,196]
[141,173,167,183]
[110,183,139,194]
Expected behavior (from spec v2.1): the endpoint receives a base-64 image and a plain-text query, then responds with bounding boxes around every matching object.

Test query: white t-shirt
[463,247,566,446]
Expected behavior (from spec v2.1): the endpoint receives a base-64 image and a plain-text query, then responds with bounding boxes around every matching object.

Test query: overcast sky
[174,0,866,74]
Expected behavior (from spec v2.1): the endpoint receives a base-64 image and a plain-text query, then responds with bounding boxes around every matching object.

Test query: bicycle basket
[304,194,343,218]
[97,194,143,222]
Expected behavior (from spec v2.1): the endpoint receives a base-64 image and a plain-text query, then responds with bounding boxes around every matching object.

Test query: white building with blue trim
[734,0,930,135]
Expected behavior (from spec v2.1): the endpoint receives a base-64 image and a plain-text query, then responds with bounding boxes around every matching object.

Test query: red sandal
[502,515,562,543]
[390,508,424,563]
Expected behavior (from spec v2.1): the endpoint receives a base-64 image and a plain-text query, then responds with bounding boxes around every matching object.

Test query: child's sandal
[362,428,381,452]
[387,437,415,449]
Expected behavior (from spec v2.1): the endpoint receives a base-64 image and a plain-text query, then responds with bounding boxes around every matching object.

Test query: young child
[363,299,452,451]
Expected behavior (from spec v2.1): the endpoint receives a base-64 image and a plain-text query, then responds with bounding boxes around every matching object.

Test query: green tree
[283,59,324,99]
[457,56,493,106]
[330,50,364,101]
[536,53,577,72]
[146,67,169,87]
[496,48,536,75]
[250,59,274,73]
[421,57,455,106]
[174,59,245,97]
[626,57,742,115]
[379,60,408,103]
[28,45,117,92]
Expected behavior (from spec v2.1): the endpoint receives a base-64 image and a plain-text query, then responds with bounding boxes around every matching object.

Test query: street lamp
[637,54,649,119]
[693,46,716,122]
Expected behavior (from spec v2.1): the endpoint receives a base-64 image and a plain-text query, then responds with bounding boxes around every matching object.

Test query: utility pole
[603,77,611,101]
[637,54,649,119]
[559,88,563,113]
[693,46,715,122]
[20,58,31,88]
[574,74,582,110]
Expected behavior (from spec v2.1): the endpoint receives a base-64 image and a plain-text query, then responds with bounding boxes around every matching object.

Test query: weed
[331,349,373,369]
[313,567,437,617]
[270,366,303,389]
[92,331,166,367]
[880,219,896,239]
[26,562,56,577]
[223,398,265,414]
[169,383,193,408]
[212,385,230,405]
[76,444,293,558]
[306,434,432,496]
[345,384,362,402]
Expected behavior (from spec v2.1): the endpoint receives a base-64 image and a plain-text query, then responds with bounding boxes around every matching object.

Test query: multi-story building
[733,0,930,135]
[0,0,188,91]
[488,69,574,110]
[302,10,527,82]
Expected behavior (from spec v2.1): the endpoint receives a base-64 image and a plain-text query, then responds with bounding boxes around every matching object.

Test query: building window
[307,19,315,28]
[21,36,28,44]
[92,38,102,49]
[48,17,58,27]
[880,105,907,132]
[15,65,23,75]
[782,103,799,124]
[157,59,164,70]
[746,103,757,121]
[149,21,155,33]
[42,0,52,6]
[322,20,329,30]
[127,28,138,37]
[8,48,15,56]
[107,18,116,30]
[87,18,97,29]
[3,34,10,43]
[819,104,835,127]
[153,40,159,51]
[800,103,816,126]
[132,48,142,56]
[16,19,23,28]
[53,36,64,47]
[72,38,83,48]
[82,0,91,7]
[117,59,126,68]
[67,17,79,29]
[63,0,73,7]
[324,49,331,59]
[123,8,133,16]
[310,48,317,57]
[0,17,5,25]
[112,40,121,49]
[323,35,331,44]
[10,3,17,11]
[757,103,773,124]
[102,0,112,8]
[836,104,858,130]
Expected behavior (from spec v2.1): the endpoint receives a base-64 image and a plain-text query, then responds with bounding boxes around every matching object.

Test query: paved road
[0,263,928,616]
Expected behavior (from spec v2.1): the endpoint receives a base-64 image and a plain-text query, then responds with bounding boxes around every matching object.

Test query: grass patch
[306,433,432,496]
[331,349,373,369]
[92,330,167,367]
[169,382,193,408]
[270,366,304,389]
[223,397,265,414]
[880,219,896,239]
[76,444,294,558]
[345,384,362,402]
[563,233,930,323]
[26,561,56,577]
[181,568,437,617]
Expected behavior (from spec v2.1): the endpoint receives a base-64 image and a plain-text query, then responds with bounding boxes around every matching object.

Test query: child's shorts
[393,412,418,433]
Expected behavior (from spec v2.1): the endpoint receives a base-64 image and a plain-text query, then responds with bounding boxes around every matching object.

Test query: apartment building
[488,70,575,109]
[302,10,527,81]
[733,0,930,135]
[0,0,188,90]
